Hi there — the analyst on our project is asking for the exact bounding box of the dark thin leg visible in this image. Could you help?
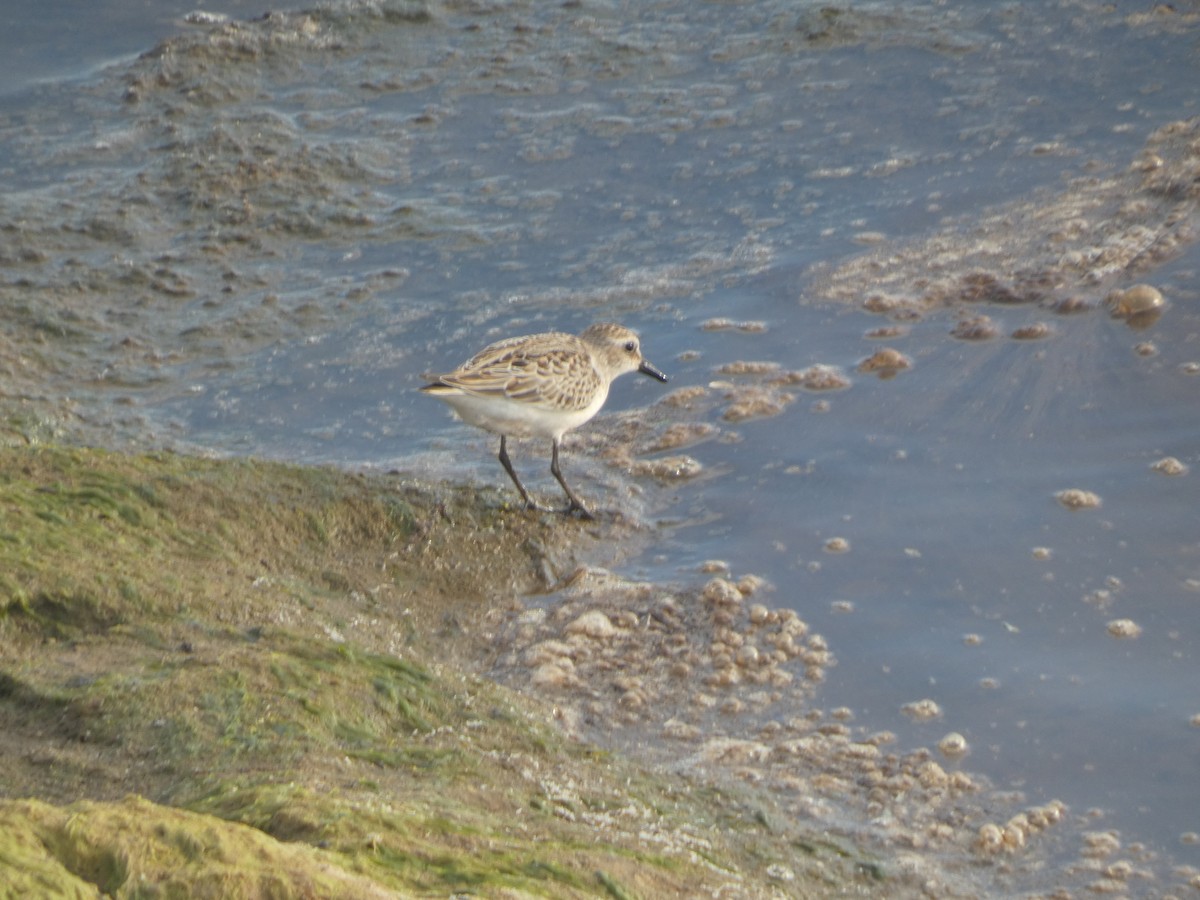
[498,435,549,511]
[550,438,594,519]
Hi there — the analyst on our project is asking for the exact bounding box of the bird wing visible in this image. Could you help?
[435,333,601,411]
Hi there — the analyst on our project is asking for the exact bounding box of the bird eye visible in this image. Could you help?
[624,340,637,352]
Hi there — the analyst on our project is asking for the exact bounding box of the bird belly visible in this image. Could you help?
[432,389,605,440]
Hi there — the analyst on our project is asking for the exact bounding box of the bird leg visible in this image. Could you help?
[550,438,594,519]
[498,435,551,512]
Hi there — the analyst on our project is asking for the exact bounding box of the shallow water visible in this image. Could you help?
[653,265,1200,850]
[3,0,1200,890]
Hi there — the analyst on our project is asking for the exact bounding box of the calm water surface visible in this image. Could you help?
[3,0,1198,887]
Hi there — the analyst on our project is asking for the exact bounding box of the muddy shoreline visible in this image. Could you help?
[3,444,1168,897]
[1,445,897,897]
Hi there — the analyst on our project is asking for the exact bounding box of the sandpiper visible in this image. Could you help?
[420,323,668,518]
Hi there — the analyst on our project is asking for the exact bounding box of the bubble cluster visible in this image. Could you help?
[1055,488,1102,510]
[823,537,851,554]
[902,699,944,722]
[1150,456,1188,476]
[1106,618,1142,639]
[494,567,831,736]
[974,801,1067,854]
[937,732,970,760]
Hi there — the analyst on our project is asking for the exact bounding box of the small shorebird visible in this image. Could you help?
[420,323,668,518]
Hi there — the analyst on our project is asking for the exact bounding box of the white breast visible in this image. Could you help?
[433,386,610,440]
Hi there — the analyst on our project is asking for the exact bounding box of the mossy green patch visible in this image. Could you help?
[185,782,627,897]
[0,444,879,897]
[0,795,395,899]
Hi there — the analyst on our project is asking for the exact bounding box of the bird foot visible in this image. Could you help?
[564,501,596,521]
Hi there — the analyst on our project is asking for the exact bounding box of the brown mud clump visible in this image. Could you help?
[857,347,912,378]
[1010,322,1054,340]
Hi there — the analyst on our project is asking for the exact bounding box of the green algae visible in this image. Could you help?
[0,445,880,898]
[0,796,396,899]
